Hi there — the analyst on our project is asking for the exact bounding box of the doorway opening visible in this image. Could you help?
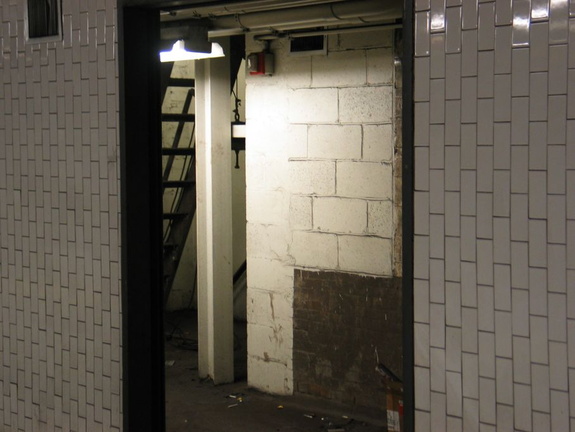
[120,2,413,430]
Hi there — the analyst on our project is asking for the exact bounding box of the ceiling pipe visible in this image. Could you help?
[214,0,400,30]
[252,22,403,41]
[161,0,348,20]
[207,16,396,38]
[161,0,402,37]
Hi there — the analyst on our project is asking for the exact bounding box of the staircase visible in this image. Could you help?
[160,38,246,307]
[161,62,197,306]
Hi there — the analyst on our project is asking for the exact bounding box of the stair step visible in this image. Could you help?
[161,147,195,156]
[162,113,195,122]
[168,78,195,88]
[163,212,188,220]
[163,180,194,188]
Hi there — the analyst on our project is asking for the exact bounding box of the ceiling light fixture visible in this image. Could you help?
[160,40,225,62]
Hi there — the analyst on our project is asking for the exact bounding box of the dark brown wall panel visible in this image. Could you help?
[293,269,402,412]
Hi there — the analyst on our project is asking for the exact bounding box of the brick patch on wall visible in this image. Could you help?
[293,269,402,412]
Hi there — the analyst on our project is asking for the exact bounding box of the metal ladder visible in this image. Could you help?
[160,40,246,306]
[161,62,197,306]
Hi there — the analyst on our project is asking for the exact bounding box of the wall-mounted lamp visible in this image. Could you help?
[160,39,225,62]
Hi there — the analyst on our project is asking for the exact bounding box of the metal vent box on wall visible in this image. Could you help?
[26,0,62,40]
[289,35,327,56]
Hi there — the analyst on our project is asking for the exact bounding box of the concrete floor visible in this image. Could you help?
[164,310,388,432]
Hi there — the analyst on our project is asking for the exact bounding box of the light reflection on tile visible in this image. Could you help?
[512,0,531,47]
[532,0,550,20]
[431,0,446,33]
[431,11,446,32]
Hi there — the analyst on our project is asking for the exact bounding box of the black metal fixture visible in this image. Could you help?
[231,83,245,169]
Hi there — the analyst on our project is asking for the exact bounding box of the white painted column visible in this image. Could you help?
[195,38,234,384]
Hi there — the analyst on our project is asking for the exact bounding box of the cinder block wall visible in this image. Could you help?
[413,1,575,430]
[245,30,397,395]
[0,2,122,430]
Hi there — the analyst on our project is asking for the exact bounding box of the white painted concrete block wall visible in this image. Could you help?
[245,31,396,394]
[0,1,121,430]
[414,1,575,430]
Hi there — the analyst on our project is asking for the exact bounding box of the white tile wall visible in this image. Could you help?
[414,0,574,430]
[0,1,121,430]
[246,30,397,393]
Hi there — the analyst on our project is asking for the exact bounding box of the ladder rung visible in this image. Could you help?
[168,78,195,88]
[162,113,195,122]
[163,212,187,220]
[161,147,195,156]
[163,180,194,188]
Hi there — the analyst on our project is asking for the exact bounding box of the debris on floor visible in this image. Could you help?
[320,415,364,432]
[165,310,387,432]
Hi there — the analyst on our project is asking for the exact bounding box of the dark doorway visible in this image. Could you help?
[119,6,165,432]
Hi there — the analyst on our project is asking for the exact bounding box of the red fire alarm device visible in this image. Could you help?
[247,51,274,76]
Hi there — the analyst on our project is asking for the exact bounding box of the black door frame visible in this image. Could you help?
[119,6,165,432]
[401,1,415,431]
[117,2,415,431]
